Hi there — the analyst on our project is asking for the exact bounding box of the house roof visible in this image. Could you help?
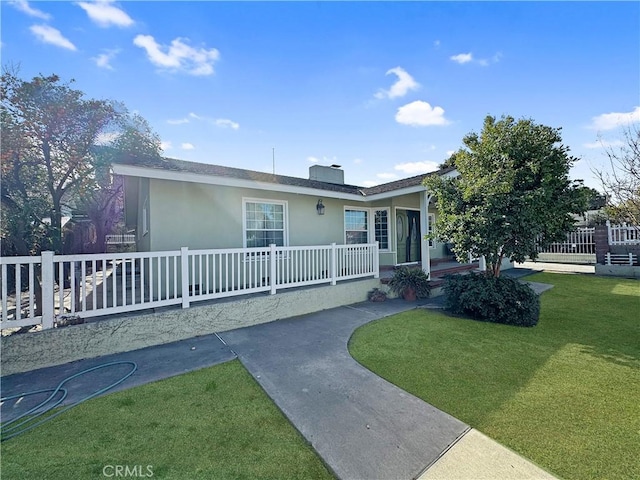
[112,156,457,200]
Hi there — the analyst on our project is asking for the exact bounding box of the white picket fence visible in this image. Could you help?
[1,243,379,332]
[535,228,596,264]
[607,221,640,245]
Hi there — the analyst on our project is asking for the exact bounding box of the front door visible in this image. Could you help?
[396,209,421,264]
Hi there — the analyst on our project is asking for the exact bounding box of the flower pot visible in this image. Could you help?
[403,287,417,302]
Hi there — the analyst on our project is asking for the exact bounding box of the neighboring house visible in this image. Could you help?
[111,158,459,277]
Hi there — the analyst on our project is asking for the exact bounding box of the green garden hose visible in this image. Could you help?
[1,361,137,441]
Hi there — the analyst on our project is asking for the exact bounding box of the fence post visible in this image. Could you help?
[181,247,190,309]
[41,251,55,329]
[479,255,487,272]
[606,220,612,245]
[330,243,337,286]
[606,252,611,265]
[629,253,634,266]
[373,242,380,279]
[269,244,277,295]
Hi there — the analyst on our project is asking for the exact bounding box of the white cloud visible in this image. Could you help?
[434,40,441,48]
[167,117,190,125]
[394,161,440,175]
[361,180,379,187]
[446,150,455,157]
[451,51,501,66]
[395,100,450,127]
[181,143,195,150]
[376,173,398,180]
[353,158,363,165]
[77,0,134,28]
[29,25,76,51]
[450,53,473,64]
[133,35,220,76]
[10,0,50,20]
[374,67,420,100]
[160,141,172,151]
[92,49,119,70]
[215,118,239,130]
[189,112,203,120]
[583,139,625,149]
[307,156,320,163]
[588,107,640,131]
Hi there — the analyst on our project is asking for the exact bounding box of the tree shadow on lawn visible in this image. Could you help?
[348,273,640,479]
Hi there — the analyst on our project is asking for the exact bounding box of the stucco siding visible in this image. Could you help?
[139,178,447,264]
[147,179,347,251]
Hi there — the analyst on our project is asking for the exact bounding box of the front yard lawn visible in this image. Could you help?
[350,273,640,480]
[1,360,333,480]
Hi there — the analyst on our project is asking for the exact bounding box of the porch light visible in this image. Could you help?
[316,199,325,215]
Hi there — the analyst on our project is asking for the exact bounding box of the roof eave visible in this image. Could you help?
[112,164,367,202]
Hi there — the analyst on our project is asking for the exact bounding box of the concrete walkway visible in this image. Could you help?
[220,299,557,480]
[2,291,557,479]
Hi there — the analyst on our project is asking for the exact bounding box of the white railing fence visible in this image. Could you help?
[534,228,596,264]
[605,252,638,266]
[607,221,640,245]
[1,243,378,332]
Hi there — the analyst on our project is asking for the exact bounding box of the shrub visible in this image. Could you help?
[388,267,431,299]
[367,288,388,302]
[443,272,540,327]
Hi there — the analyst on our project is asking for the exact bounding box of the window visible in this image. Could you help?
[345,209,368,244]
[428,213,436,248]
[244,200,287,248]
[374,209,390,250]
[345,207,390,248]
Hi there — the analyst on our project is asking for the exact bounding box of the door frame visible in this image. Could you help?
[394,207,421,265]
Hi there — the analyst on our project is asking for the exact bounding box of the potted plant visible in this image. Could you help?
[388,267,431,301]
[367,287,388,302]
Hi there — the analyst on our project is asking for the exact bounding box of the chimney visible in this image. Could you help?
[309,164,344,185]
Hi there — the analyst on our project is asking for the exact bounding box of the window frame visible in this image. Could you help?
[343,207,370,245]
[373,207,391,252]
[428,212,436,249]
[343,206,391,251]
[242,198,289,249]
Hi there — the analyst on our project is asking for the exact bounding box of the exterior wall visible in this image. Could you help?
[147,179,346,251]
[1,278,381,376]
[137,177,446,265]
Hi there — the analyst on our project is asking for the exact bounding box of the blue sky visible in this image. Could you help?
[2,1,639,189]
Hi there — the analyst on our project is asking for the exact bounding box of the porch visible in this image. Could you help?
[380,257,481,291]
[1,243,379,334]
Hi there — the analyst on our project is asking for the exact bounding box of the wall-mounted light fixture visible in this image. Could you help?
[316,199,325,215]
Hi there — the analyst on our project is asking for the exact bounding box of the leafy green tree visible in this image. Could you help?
[1,72,162,255]
[1,72,118,254]
[424,115,587,277]
[1,106,53,256]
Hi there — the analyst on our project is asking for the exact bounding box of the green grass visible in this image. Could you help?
[349,273,640,480]
[1,360,334,480]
